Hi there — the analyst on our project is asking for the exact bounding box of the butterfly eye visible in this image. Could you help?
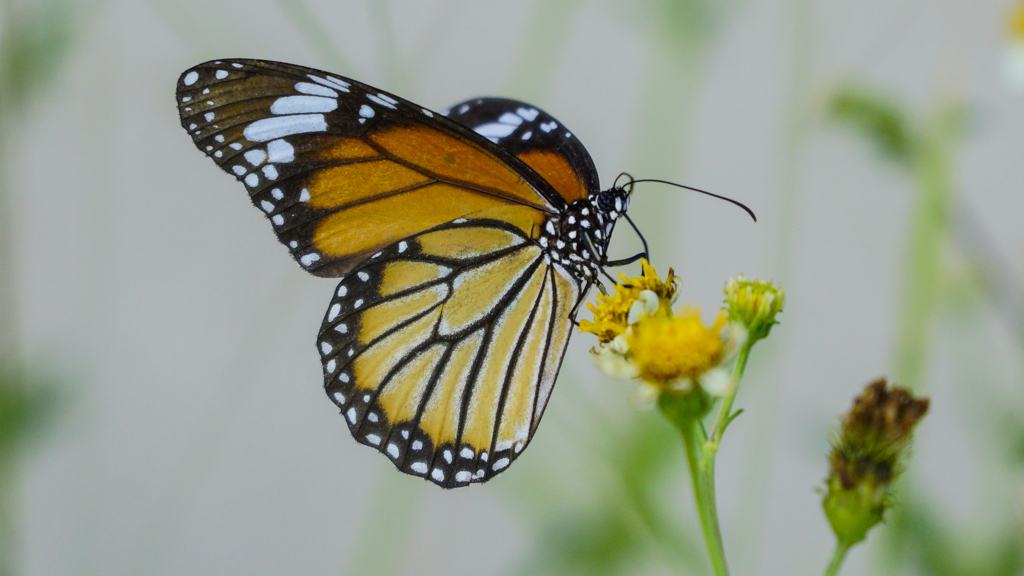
[597,190,620,213]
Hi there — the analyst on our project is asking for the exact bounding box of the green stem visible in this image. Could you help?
[679,420,729,576]
[709,343,753,446]
[663,341,757,576]
[823,540,851,576]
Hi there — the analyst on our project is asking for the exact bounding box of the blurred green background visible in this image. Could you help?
[2,0,1023,574]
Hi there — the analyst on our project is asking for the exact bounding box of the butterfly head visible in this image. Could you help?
[595,185,631,220]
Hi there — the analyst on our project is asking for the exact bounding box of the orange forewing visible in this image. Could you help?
[516,150,588,203]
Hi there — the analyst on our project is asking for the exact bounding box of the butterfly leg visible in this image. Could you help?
[568,279,598,324]
[603,252,647,267]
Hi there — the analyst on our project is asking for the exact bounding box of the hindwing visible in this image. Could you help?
[317,220,580,488]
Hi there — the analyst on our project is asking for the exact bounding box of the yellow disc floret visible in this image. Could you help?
[627,309,727,386]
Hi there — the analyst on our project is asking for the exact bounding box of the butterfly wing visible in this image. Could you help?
[446,98,600,204]
[317,219,579,488]
[176,59,568,277]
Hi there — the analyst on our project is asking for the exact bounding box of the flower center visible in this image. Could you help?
[627,312,726,385]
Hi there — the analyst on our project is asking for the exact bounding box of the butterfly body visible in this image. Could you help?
[177,59,632,488]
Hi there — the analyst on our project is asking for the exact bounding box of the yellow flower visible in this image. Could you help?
[585,260,745,404]
[579,260,678,345]
[628,308,727,385]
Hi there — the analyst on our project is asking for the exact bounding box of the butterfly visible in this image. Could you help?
[176,59,643,488]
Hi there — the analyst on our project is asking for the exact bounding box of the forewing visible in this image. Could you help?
[318,220,580,488]
[446,98,600,204]
[177,59,564,277]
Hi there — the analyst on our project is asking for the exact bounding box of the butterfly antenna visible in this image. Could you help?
[630,178,757,222]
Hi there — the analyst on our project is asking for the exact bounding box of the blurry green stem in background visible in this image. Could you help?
[827,87,963,393]
[0,0,80,574]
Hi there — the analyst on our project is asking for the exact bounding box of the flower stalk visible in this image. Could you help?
[583,265,785,576]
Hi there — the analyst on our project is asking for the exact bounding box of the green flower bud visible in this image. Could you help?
[723,275,785,343]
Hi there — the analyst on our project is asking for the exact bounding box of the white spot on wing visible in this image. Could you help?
[183,71,199,86]
[270,95,338,115]
[492,457,510,471]
[516,107,539,121]
[262,165,278,179]
[497,112,523,126]
[266,139,295,163]
[307,75,350,92]
[244,149,267,166]
[215,70,228,80]
[366,434,381,446]
[473,122,517,140]
[411,462,428,474]
[244,114,327,142]
[431,469,445,482]
[359,104,374,118]
[294,82,337,97]
[301,253,321,266]
[366,94,396,109]
[245,173,259,187]
[455,471,472,482]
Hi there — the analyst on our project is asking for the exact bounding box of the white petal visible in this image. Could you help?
[630,382,661,411]
[593,347,639,380]
[699,367,736,397]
